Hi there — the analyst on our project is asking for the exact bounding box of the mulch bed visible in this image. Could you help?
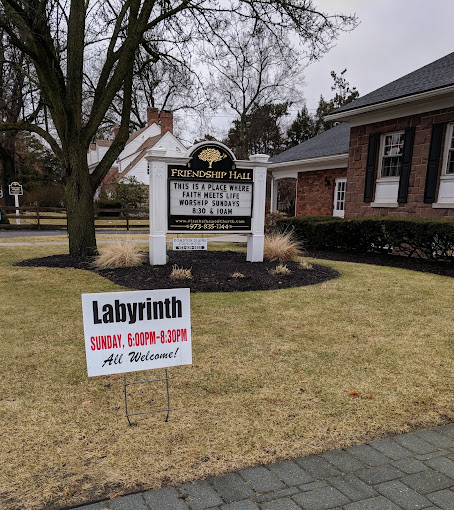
[16,250,339,293]
[16,249,453,293]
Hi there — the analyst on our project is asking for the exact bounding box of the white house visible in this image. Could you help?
[87,108,187,192]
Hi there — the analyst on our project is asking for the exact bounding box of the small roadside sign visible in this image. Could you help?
[9,182,23,195]
[173,238,207,251]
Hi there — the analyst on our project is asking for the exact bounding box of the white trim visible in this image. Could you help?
[370,202,399,208]
[333,178,347,218]
[326,85,454,126]
[270,153,348,180]
[432,202,454,208]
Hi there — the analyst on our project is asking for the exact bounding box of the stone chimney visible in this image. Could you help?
[160,110,173,134]
[113,124,119,138]
[147,107,159,126]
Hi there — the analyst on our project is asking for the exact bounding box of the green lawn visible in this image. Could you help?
[1,244,453,510]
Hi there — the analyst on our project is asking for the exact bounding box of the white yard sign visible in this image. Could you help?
[172,237,207,250]
[82,288,192,377]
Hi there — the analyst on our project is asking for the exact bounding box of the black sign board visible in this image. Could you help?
[168,144,253,232]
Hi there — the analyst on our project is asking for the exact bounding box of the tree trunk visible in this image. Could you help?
[65,151,97,256]
[0,134,17,208]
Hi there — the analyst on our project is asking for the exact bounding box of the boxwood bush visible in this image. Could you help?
[276,216,454,260]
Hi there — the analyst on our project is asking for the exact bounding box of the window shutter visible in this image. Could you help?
[397,127,416,203]
[424,123,444,203]
[364,133,378,202]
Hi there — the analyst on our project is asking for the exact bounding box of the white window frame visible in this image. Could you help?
[376,131,405,182]
[372,131,404,207]
[435,122,454,207]
[333,178,347,218]
[441,122,454,178]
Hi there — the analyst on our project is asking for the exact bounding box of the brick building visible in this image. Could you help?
[270,52,454,219]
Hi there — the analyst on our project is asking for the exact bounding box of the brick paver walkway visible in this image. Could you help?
[74,424,454,510]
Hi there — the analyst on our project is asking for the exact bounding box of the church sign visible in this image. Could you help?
[168,145,253,232]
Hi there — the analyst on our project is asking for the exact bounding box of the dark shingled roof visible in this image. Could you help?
[270,122,349,164]
[333,51,454,114]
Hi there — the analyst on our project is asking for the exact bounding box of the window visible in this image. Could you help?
[442,123,454,175]
[436,123,454,206]
[379,132,405,178]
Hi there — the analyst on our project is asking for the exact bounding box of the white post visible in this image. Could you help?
[146,150,192,266]
[147,149,168,265]
[15,195,20,225]
[247,154,269,262]
[270,176,278,213]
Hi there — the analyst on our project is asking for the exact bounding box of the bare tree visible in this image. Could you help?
[0,26,27,206]
[0,0,356,256]
[204,23,305,158]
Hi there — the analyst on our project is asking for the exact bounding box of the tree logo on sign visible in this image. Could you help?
[198,148,227,168]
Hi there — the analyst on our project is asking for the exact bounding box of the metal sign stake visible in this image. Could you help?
[123,369,170,426]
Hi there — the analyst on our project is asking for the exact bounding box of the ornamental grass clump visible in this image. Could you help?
[170,265,192,280]
[263,231,303,262]
[93,241,145,269]
[299,258,313,270]
[269,263,292,275]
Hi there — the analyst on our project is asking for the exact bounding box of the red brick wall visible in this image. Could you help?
[296,168,347,216]
[346,106,454,218]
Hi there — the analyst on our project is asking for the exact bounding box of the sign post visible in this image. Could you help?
[9,181,23,225]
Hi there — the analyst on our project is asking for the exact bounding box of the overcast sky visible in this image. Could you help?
[303,0,454,112]
[181,0,454,143]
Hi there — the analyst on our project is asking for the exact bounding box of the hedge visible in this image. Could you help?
[276,216,454,260]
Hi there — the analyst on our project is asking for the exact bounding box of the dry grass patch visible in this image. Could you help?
[170,265,192,280]
[263,231,303,262]
[299,258,313,270]
[230,271,245,278]
[269,263,292,275]
[93,240,146,269]
[1,244,454,510]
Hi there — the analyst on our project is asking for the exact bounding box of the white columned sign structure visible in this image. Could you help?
[146,142,269,265]
[147,149,191,265]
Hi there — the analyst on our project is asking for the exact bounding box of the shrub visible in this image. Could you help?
[111,176,147,208]
[0,208,10,224]
[170,266,192,280]
[95,198,123,217]
[264,211,287,234]
[277,216,454,260]
[93,242,145,269]
[263,231,303,262]
[23,183,65,207]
